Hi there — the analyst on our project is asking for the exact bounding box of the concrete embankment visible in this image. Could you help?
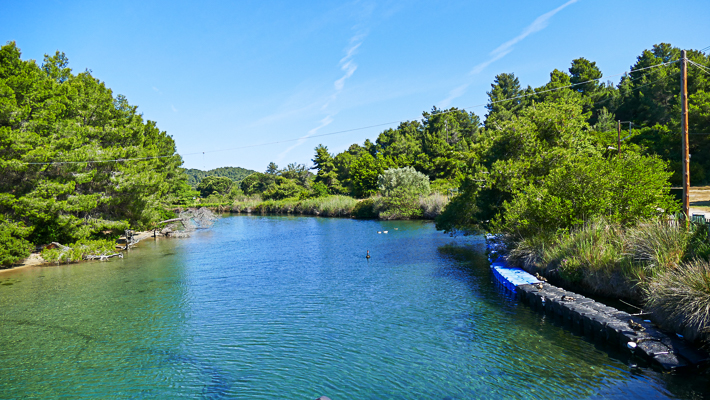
[490,257,709,372]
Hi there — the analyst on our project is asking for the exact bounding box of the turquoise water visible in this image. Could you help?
[0,215,707,399]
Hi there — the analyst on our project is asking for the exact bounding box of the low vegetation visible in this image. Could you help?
[646,258,710,343]
[505,217,710,344]
[41,239,118,264]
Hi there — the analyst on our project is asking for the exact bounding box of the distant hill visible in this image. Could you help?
[185,166,259,188]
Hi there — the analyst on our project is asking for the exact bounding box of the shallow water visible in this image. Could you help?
[0,215,708,399]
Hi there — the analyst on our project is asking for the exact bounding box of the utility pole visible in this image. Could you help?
[681,50,690,223]
[617,120,621,156]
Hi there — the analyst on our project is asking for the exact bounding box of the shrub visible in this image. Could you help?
[377,167,430,197]
[376,167,430,220]
[377,195,423,220]
[41,239,117,264]
[497,153,678,239]
[352,199,378,219]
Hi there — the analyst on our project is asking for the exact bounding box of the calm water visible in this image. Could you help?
[1,215,708,399]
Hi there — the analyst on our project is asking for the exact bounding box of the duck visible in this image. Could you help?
[534,283,544,290]
[383,230,388,234]
[629,319,645,331]
[535,272,548,282]
[366,250,371,259]
[377,231,382,234]
[561,295,575,302]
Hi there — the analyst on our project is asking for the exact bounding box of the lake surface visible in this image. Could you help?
[1,215,708,399]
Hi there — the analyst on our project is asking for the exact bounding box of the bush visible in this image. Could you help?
[376,167,430,220]
[377,195,423,220]
[0,220,33,266]
[352,199,378,219]
[497,153,678,239]
[625,219,691,275]
[41,239,117,264]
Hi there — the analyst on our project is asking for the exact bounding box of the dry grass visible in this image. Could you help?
[690,186,710,214]
[419,192,449,219]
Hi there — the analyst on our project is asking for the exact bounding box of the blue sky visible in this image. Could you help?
[2,0,710,172]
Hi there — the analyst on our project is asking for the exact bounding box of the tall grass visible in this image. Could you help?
[229,193,448,220]
[231,195,357,217]
[507,218,706,300]
[505,217,710,344]
[645,258,710,343]
[419,192,449,219]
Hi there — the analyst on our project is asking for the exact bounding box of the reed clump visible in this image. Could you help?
[645,258,710,343]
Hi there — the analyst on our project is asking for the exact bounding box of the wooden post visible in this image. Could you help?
[681,50,690,225]
[617,120,621,156]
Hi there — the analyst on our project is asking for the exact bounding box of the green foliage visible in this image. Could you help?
[240,172,276,195]
[496,153,678,238]
[0,42,186,246]
[437,96,596,235]
[184,166,257,188]
[0,218,33,266]
[196,176,233,197]
[266,162,279,175]
[569,57,603,95]
[377,194,423,220]
[310,181,329,198]
[313,145,344,193]
[352,199,378,219]
[375,167,430,220]
[485,73,527,124]
[41,239,117,264]
[262,176,301,200]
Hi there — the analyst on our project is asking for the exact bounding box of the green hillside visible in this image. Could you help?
[185,166,258,188]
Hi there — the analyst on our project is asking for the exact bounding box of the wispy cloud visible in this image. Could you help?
[280,30,367,160]
[439,0,579,108]
[324,32,367,109]
[171,104,178,113]
[152,86,162,95]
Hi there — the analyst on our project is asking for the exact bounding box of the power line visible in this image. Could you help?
[688,60,710,76]
[19,59,681,166]
[24,154,180,165]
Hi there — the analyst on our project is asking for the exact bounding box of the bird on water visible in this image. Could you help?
[366,250,371,259]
